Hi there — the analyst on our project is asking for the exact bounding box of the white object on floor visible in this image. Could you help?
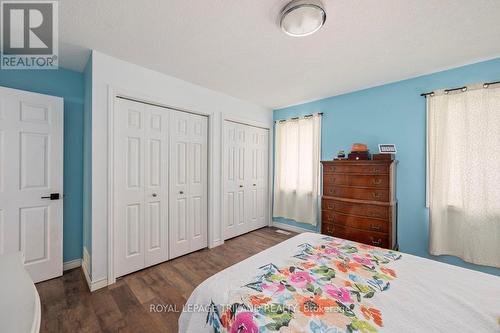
[275,229,291,235]
[223,120,269,240]
[180,232,500,332]
[0,252,41,333]
[0,86,64,283]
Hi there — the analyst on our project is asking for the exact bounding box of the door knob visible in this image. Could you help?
[152,193,158,197]
[179,191,184,194]
[239,185,243,188]
[252,184,256,186]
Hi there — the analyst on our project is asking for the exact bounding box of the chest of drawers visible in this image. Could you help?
[321,160,397,249]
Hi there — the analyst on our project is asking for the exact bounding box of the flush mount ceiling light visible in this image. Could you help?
[280,0,326,37]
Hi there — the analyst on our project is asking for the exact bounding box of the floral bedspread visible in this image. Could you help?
[206,236,402,333]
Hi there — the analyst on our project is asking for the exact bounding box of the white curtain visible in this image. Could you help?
[427,85,500,268]
[273,114,321,225]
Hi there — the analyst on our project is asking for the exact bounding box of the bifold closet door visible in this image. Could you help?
[114,98,169,278]
[223,121,269,240]
[169,111,208,259]
[223,122,247,239]
[248,127,269,230]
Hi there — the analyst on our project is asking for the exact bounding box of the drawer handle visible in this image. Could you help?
[372,178,382,185]
[372,192,382,199]
[327,216,334,222]
[327,204,334,209]
[368,211,382,217]
[371,168,380,173]
[331,167,336,172]
[370,225,381,231]
[326,226,334,233]
[328,189,334,194]
[371,238,382,246]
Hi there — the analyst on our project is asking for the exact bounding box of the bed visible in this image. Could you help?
[179,232,500,332]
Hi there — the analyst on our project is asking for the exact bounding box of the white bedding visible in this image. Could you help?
[179,233,500,332]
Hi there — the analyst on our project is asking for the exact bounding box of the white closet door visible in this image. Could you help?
[143,106,169,267]
[114,99,146,277]
[169,111,207,259]
[247,127,259,231]
[256,128,269,228]
[114,99,168,278]
[188,114,208,252]
[0,86,63,283]
[223,121,269,240]
[223,122,247,239]
[248,126,269,230]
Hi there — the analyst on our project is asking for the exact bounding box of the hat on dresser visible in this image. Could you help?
[351,143,369,152]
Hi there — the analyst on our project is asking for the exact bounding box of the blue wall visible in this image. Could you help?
[274,57,500,276]
[0,68,84,262]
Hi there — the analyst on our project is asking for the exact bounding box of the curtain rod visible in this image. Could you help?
[275,112,323,123]
[420,80,500,97]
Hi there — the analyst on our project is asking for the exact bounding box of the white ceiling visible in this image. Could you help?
[59,0,500,109]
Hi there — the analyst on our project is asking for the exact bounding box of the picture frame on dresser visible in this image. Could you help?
[320,160,398,250]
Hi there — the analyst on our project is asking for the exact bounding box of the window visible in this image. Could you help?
[273,114,321,225]
[427,84,500,267]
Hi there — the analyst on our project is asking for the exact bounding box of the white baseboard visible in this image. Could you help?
[82,247,92,289]
[81,247,107,292]
[90,277,108,291]
[63,258,82,271]
[271,221,316,234]
[209,239,223,248]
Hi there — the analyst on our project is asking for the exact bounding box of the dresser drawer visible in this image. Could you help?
[323,224,389,248]
[324,185,389,202]
[322,223,335,235]
[323,174,389,188]
[322,198,389,219]
[322,211,388,233]
[323,163,389,175]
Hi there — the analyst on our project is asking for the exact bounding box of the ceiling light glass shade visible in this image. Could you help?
[280,0,326,37]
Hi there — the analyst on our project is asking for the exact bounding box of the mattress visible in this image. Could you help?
[179,232,500,332]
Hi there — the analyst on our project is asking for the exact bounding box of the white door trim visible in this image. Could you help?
[220,115,273,242]
[106,85,214,286]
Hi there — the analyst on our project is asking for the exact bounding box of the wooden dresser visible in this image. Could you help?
[321,160,398,249]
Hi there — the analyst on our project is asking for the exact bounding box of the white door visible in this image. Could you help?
[223,122,247,239]
[114,98,169,278]
[223,121,269,240]
[248,127,269,230]
[0,86,63,283]
[255,127,269,228]
[169,111,208,259]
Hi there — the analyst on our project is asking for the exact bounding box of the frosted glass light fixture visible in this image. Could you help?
[280,0,326,37]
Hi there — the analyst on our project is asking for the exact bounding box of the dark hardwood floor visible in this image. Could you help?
[36,227,296,333]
